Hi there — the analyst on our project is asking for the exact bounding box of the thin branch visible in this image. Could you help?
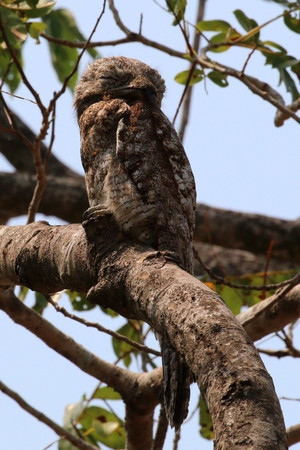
[108,0,184,58]
[0,13,46,113]
[0,380,97,450]
[46,295,161,357]
[241,277,300,329]
[178,0,207,141]
[0,89,38,105]
[172,61,196,125]
[50,0,107,107]
[193,246,300,291]
[257,348,291,358]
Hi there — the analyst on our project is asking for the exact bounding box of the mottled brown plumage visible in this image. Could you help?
[74,56,196,428]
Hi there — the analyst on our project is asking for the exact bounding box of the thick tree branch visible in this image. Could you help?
[287,423,300,447]
[0,104,80,178]
[0,222,288,448]
[0,168,298,267]
[238,285,300,342]
[0,172,88,222]
[196,204,300,264]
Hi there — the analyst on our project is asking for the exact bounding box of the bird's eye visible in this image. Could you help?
[100,76,118,81]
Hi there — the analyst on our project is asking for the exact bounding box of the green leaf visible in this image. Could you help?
[208,29,241,53]
[0,1,56,18]
[32,292,48,314]
[101,306,119,317]
[66,290,96,311]
[26,0,39,7]
[216,285,243,314]
[0,5,27,49]
[234,9,258,32]
[284,10,300,33]
[279,67,300,100]
[18,285,29,301]
[28,21,46,40]
[174,68,203,85]
[112,322,140,367]
[0,49,22,92]
[42,8,99,90]
[234,9,260,43]
[167,0,186,25]
[80,406,125,449]
[207,71,229,87]
[93,386,122,400]
[197,19,232,33]
[260,40,287,54]
[199,396,214,440]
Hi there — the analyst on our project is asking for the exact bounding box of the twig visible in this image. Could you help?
[178,0,207,141]
[172,61,197,125]
[257,348,291,358]
[194,246,300,292]
[44,99,56,174]
[41,34,140,49]
[46,295,161,357]
[261,239,274,300]
[50,0,107,107]
[27,0,107,224]
[0,380,97,450]
[240,45,257,76]
[0,13,46,113]
[0,89,38,105]
[0,59,13,89]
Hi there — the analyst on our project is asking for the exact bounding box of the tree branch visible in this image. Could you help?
[178,0,206,141]
[287,423,300,447]
[238,285,300,341]
[0,288,161,416]
[195,204,300,264]
[0,377,97,450]
[0,221,288,448]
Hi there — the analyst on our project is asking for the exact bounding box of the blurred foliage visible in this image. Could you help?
[205,270,297,315]
[199,396,214,440]
[0,0,99,92]
[175,6,300,99]
[60,396,125,449]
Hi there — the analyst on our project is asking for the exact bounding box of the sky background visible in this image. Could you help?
[0,0,299,449]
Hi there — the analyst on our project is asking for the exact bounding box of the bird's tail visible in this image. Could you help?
[161,338,191,429]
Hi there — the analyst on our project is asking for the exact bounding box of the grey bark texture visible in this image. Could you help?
[0,221,288,449]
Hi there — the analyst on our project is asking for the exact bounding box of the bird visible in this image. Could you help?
[74,56,196,429]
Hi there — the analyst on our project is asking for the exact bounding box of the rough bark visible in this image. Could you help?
[0,221,288,448]
[238,284,300,342]
[0,172,88,222]
[0,168,298,275]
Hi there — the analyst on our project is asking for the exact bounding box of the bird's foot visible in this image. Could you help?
[82,205,120,237]
[83,205,112,224]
